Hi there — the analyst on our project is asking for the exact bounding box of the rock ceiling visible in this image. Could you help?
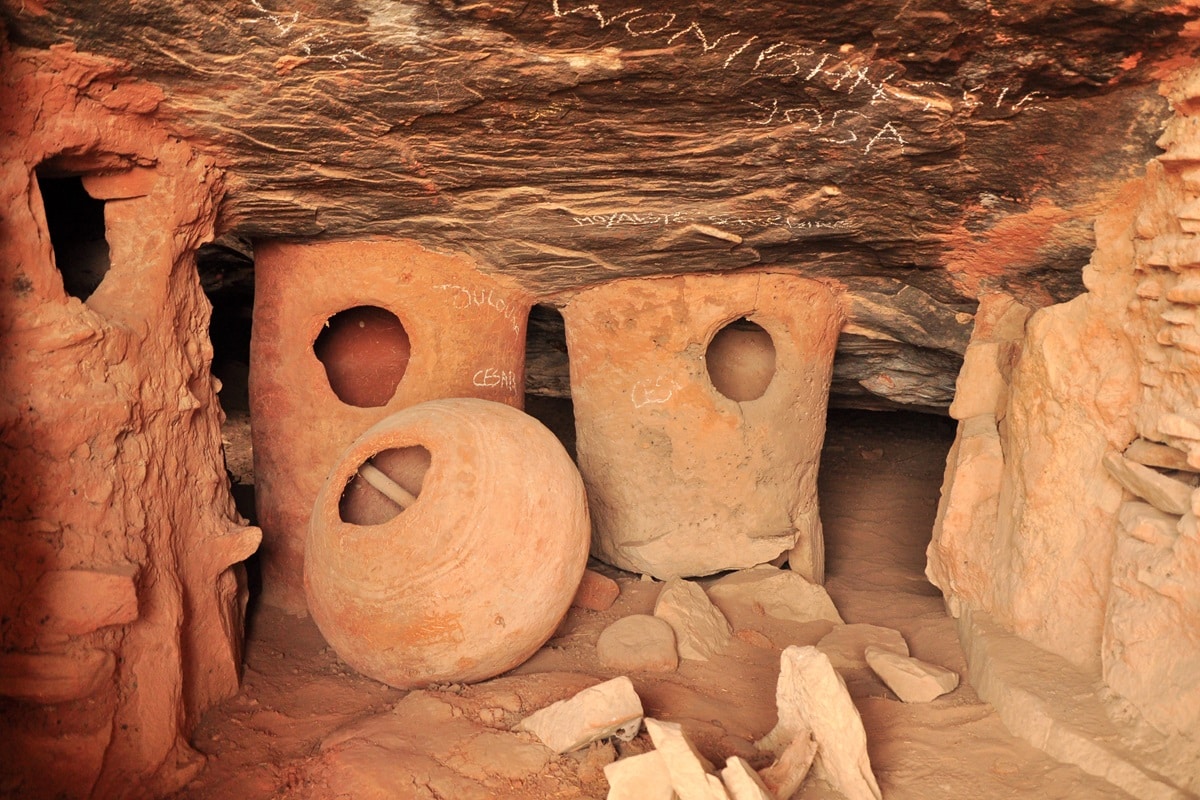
[4,0,1199,408]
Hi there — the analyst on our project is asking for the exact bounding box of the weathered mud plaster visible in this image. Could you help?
[250,240,533,614]
[562,271,843,581]
[0,43,261,799]
[929,66,1200,797]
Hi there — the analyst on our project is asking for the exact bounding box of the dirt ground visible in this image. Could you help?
[181,407,1130,799]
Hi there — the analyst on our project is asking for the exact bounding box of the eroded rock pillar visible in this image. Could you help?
[562,271,843,581]
[250,240,532,614]
[0,46,260,798]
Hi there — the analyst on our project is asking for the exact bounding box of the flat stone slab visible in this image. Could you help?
[721,755,775,800]
[758,646,882,800]
[817,623,909,671]
[597,614,679,673]
[654,578,733,661]
[707,565,844,625]
[864,646,959,702]
[645,718,730,800]
[604,750,676,800]
[1102,452,1192,516]
[517,676,643,754]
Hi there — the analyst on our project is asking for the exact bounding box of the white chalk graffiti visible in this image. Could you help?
[632,377,681,408]
[246,0,372,67]
[473,367,519,392]
[549,0,1048,153]
[570,211,851,231]
[433,284,523,334]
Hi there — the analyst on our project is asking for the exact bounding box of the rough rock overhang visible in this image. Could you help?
[4,0,1199,408]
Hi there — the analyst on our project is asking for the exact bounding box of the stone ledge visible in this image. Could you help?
[957,608,1198,800]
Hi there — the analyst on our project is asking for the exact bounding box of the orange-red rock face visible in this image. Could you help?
[0,45,260,798]
[928,65,1200,791]
[563,272,843,582]
[250,240,533,614]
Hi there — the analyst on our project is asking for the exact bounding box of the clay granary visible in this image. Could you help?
[2,2,1199,798]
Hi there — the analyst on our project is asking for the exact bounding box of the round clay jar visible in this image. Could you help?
[305,397,589,688]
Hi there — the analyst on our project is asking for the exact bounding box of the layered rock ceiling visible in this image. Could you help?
[5,0,1200,408]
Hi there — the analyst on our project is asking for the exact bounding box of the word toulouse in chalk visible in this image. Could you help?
[433,283,523,335]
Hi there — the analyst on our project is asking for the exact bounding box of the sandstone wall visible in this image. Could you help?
[929,66,1200,749]
[0,43,260,798]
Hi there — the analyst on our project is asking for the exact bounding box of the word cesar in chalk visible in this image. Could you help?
[571,211,852,230]
[433,283,523,334]
[473,368,520,392]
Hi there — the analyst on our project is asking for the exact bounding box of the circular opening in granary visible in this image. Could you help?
[705,317,777,402]
[315,306,411,408]
[339,445,432,526]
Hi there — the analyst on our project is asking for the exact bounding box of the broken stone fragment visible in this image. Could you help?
[817,623,909,671]
[864,646,960,702]
[644,718,730,800]
[653,578,733,661]
[1124,438,1195,472]
[758,646,882,800]
[1102,452,1192,516]
[518,676,643,754]
[597,615,679,673]
[573,568,622,611]
[707,565,844,625]
[720,756,775,800]
[604,750,677,800]
[758,731,817,800]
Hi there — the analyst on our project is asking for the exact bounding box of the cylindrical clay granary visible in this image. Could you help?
[306,398,590,688]
[251,240,532,613]
[562,271,843,582]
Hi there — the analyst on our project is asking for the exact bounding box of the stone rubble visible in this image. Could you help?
[719,756,775,800]
[817,623,909,671]
[653,578,734,661]
[1124,438,1195,472]
[596,615,679,673]
[573,568,622,611]
[603,750,676,800]
[1102,452,1193,516]
[518,676,643,754]
[707,565,844,625]
[758,646,882,800]
[864,646,960,703]
[645,718,730,800]
[758,732,817,800]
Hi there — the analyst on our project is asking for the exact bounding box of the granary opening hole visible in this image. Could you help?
[339,445,432,526]
[315,305,411,408]
[523,304,577,460]
[35,172,111,301]
[706,317,776,402]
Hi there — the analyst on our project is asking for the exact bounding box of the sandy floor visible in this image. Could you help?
[180,409,1131,799]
